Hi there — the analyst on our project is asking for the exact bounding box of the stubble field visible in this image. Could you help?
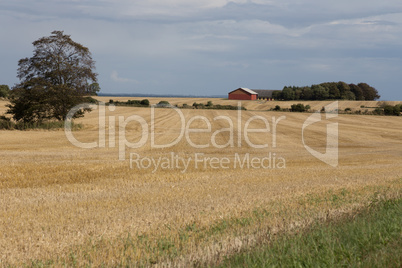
[0,98,401,266]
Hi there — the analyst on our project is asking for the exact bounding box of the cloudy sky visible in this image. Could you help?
[1,0,402,100]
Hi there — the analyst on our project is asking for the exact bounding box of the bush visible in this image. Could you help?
[273,105,281,111]
[140,99,150,106]
[0,115,13,129]
[127,100,140,105]
[192,102,205,109]
[344,108,352,112]
[0,85,10,98]
[291,103,307,112]
[396,104,402,114]
[156,100,171,108]
[372,104,401,116]
[384,105,401,116]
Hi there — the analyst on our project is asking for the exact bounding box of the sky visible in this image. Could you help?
[1,0,402,100]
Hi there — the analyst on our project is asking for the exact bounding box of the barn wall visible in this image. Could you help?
[229,94,249,100]
[228,93,257,100]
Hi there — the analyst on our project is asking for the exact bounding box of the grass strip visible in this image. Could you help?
[217,198,402,268]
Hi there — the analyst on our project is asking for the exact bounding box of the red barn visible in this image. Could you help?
[228,88,258,100]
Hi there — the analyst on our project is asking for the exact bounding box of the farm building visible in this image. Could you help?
[228,88,277,100]
[228,88,258,100]
[253,89,276,100]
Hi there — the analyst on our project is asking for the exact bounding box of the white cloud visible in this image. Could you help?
[110,71,138,83]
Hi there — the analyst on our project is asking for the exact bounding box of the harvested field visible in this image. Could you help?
[0,98,401,266]
[96,96,402,112]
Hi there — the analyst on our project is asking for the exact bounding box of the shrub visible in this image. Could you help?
[273,105,281,111]
[192,102,205,109]
[127,100,140,105]
[0,115,13,129]
[384,105,395,116]
[291,103,306,112]
[384,105,401,116]
[344,108,352,112]
[140,99,150,106]
[396,104,402,115]
[373,108,383,115]
[0,85,10,98]
[156,100,171,108]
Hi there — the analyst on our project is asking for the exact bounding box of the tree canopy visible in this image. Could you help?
[272,81,380,101]
[7,30,99,122]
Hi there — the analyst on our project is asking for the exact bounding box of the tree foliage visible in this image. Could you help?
[383,105,401,116]
[7,30,98,122]
[0,85,10,98]
[291,103,307,112]
[275,82,380,101]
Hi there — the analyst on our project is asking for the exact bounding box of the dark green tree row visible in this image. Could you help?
[272,82,380,101]
[374,104,402,116]
[108,99,150,107]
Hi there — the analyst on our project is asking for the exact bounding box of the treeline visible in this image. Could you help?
[374,104,402,116]
[182,101,246,110]
[272,82,380,101]
[108,99,150,107]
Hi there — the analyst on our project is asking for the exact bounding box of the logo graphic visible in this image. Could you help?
[302,101,338,167]
[64,102,287,162]
[64,101,339,171]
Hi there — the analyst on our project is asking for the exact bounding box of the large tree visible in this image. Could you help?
[7,30,98,122]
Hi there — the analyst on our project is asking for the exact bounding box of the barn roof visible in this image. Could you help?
[252,89,276,98]
[229,88,258,95]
